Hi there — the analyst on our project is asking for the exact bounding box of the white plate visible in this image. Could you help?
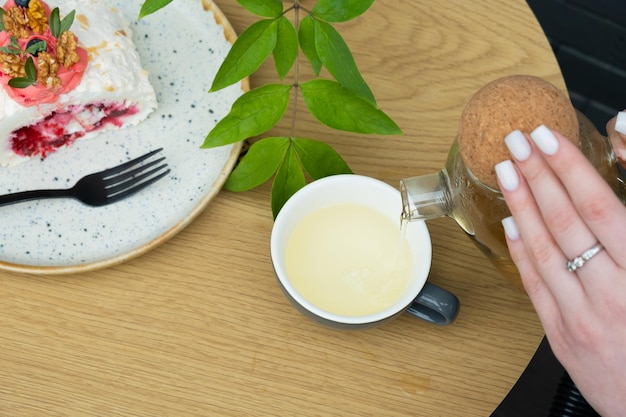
[0,0,246,274]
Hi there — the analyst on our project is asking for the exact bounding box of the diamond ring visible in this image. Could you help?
[566,243,604,272]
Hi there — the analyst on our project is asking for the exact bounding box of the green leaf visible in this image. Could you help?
[48,7,75,36]
[225,137,289,191]
[59,10,76,33]
[298,15,322,76]
[202,83,292,148]
[49,8,60,37]
[300,79,402,135]
[211,19,279,92]
[312,0,375,22]
[273,16,298,80]
[8,77,36,88]
[138,0,174,19]
[26,40,46,55]
[271,147,306,218]
[292,137,352,179]
[0,9,5,32]
[236,0,283,17]
[313,19,375,105]
[24,57,36,80]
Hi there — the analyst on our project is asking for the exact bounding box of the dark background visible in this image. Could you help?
[526,0,626,135]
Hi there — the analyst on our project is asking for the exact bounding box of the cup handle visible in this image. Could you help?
[406,282,460,326]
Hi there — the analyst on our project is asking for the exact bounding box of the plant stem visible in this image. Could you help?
[289,1,301,140]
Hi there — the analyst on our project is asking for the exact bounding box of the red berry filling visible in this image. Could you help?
[10,102,139,158]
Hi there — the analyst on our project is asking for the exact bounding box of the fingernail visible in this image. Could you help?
[504,130,531,161]
[502,216,520,240]
[530,125,559,155]
[616,111,626,135]
[495,160,520,191]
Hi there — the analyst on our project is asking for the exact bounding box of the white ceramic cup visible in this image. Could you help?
[270,174,459,329]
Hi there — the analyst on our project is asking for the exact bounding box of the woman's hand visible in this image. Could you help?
[607,111,626,166]
[494,125,626,417]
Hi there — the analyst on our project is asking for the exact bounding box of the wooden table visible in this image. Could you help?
[0,1,566,415]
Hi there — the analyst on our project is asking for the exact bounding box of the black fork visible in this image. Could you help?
[0,148,170,207]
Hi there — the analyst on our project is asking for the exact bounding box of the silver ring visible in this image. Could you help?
[566,243,604,272]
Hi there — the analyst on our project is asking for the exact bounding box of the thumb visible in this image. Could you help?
[607,111,626,163]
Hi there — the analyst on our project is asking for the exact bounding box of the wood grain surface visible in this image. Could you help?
[0,1,566,416]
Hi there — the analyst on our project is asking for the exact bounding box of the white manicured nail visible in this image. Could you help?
[502,216,520,240]
[530,125,559,155]
[495,160,520,191]
[504,130,531,161]
[616,111,626,135]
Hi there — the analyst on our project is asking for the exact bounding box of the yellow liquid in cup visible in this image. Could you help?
[285,203,413,317]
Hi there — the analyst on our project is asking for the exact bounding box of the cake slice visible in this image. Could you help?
[0,0,157,166]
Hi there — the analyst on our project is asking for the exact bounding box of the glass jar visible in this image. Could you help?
[400,113,625,289]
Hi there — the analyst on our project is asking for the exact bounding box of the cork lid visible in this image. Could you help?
[457,75,579,189]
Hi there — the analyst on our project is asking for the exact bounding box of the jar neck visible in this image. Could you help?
[400,171,449,221]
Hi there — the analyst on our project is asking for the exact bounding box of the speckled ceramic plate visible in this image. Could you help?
[0,0,247,274]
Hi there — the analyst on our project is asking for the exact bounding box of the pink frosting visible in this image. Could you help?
[0,0,87,106]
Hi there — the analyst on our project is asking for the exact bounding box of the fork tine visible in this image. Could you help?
[100,148,164,178]
[103,157,166,187]
[104,165,171,204]
[106,168,171,204]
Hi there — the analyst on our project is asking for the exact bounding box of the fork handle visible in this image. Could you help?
[0,189,70,206]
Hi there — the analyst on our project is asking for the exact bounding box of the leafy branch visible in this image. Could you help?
[140,0,402,217]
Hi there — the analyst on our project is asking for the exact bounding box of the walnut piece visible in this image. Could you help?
[26,0,48,34]
[57,31,79,68]
[36,52,60,88]
[0,53,26,78]
[3,7,29,39]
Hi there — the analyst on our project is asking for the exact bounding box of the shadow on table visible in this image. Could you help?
[491,336,600,417]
